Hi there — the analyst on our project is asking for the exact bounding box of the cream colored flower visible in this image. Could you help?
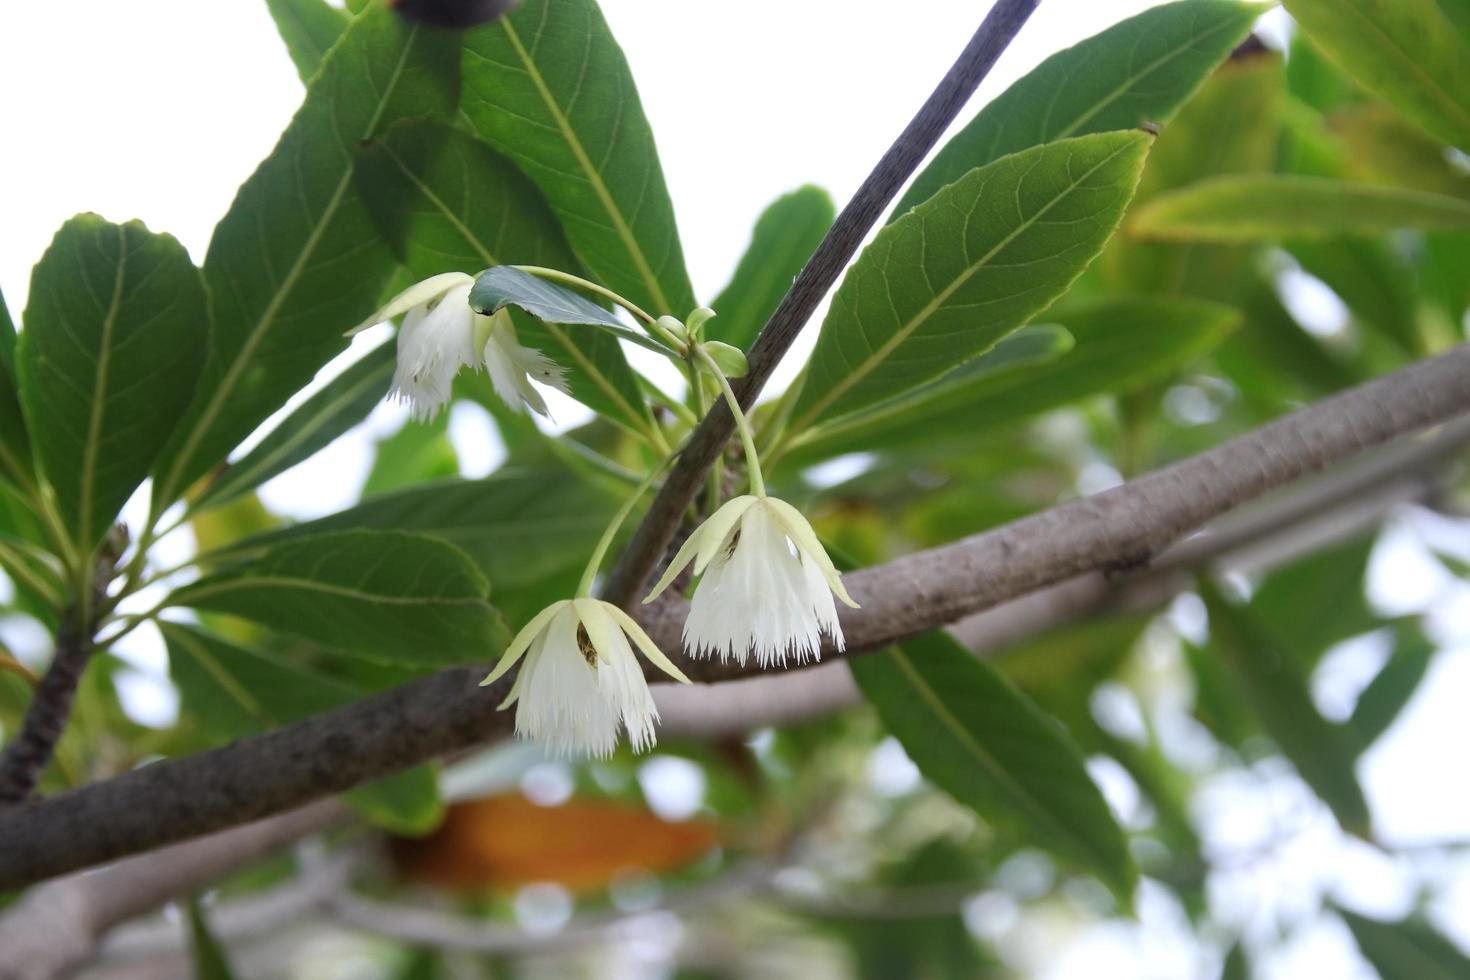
[353,272,567,419]
[645,495,858,667]
[480,598,689,758]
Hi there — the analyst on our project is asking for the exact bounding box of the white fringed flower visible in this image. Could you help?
[480,598,690,758]
[352,271,567,420]
[480,309,569,417]
[644,496,859,667]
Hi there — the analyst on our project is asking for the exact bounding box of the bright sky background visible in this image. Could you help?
[3,2,1470,977]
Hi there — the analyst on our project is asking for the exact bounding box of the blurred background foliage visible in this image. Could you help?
[3,0,1470,977]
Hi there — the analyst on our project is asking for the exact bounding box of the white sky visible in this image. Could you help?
[3,1,1470,977]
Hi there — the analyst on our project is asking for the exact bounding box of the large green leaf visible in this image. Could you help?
[163,621,443,834]
[1284,0,1470,150]
[789,132,1150,431]
[0,285,15,374]
[710,186,835,351]
[1247,535,1378,668]
[1100,51,1283,301]
[0,289,31,491]
[151,10,459,510]
[1338,906,1470,980]
[18,215,206,551]
[1331,104,1470,199]
[1129,175,1470,240]
[1288,237,1421,357]
[170,530,507,666]
[196,341,394,511]
[785,296,1236,462]
[1350,629,1434,751]
[1200,581,1372,836]
[850,630,1137,904]
[893,0,1258,219]
[360,411,460,497]
[186,899,237,980]
[355,118,658,442]
[242,470,614,590]
[460,0,695,318]
[265,0,349,82]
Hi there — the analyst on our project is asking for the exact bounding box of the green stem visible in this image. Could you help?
[694,345,765,498]
[576,461,672,598]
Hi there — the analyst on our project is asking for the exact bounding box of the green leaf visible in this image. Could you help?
[1247,535,1377,669]
[361,412,460,497]
[790,132,1150,431]
[1288,238,1421,356]
[461,0,696,317]
[1130,175,1470,241]
[18,215,206,550]
[0,286,28,492]
[196,341,394,511]
[242,470,614,590]
[1284,0,1470,150]
[470,265,624,328]
[1100,50,1284,302]
[265,0,349,83]
[1350,629,1434,751]
[187,898,237,980]
[893,0,1258,219]
[163,621,444,833]
[850,630,1137,904]
[355,118,658,442]
[710,186,834,351]
[0,285,16,375]
[1337,906,1470,980]
[164,621,363,734]
[151,9,460,510]
[1331,104,1470,199]
[786,296,1236,462]
[345,764,444,836]
[170,530,507,666]
[1200,580,1372,836]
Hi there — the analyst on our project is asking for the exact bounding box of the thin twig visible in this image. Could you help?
[598,0,1044,608]
[0,527,125,807]
[0,344,1465,891]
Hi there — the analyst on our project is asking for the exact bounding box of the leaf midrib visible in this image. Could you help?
[166,624,275,729]
[1054,9,1248,140]
[794,139,1138,431]
[887,647,1114,875]
[156,24,421,509]
[494,17,671,314]
[78,225,129,550]
[177,574,485,607]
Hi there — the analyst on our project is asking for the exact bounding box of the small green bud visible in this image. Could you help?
[655,315,689,343]
[686,306,717,339]
[700,341,749,378]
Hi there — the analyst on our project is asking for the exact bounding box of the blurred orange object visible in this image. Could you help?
[392,793,721,893]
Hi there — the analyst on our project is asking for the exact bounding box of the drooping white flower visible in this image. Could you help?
[480,598,690,758]
[479,309,569,417]
[644,495,859,667]
[351,271,568,420]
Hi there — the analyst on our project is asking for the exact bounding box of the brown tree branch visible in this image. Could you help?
[0,800,344,980]
[0,344,1465,893]
[599,0,1043,607]
[655,415,1470,735]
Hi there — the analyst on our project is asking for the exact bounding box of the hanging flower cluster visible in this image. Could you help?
[370,267,855,759]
